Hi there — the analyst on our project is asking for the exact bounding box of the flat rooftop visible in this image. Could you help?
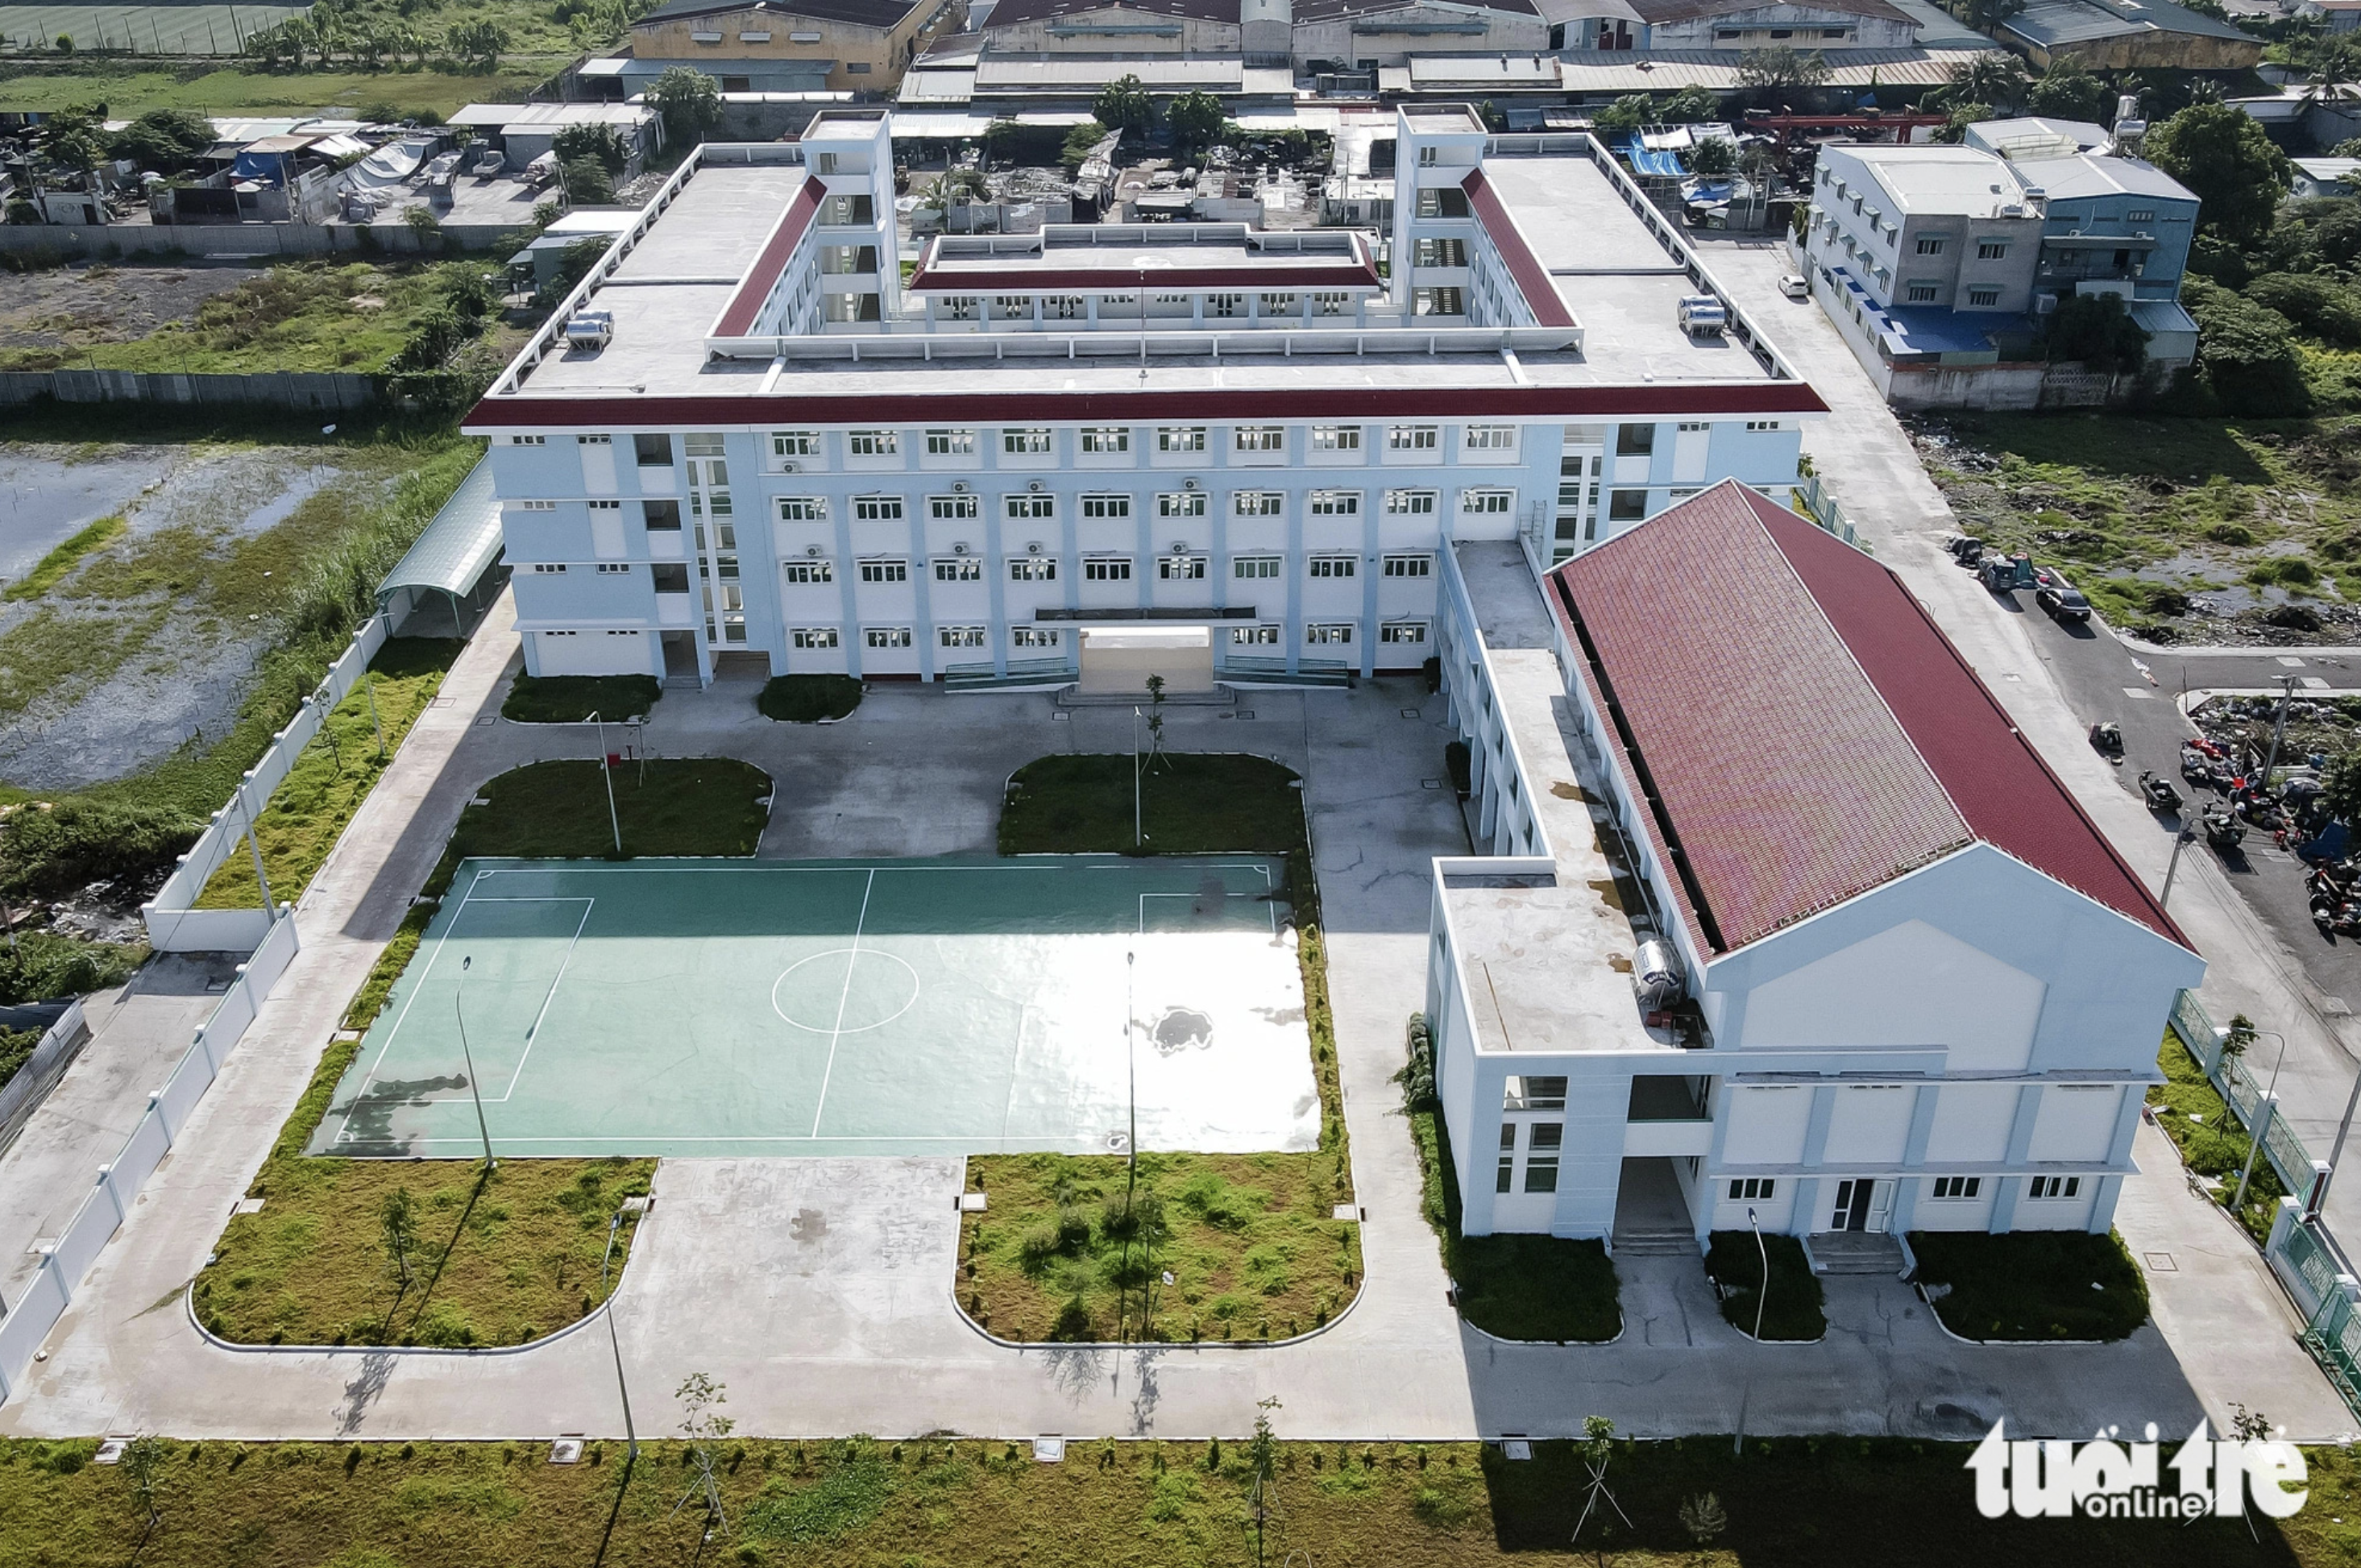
[1442,542,1678,1058]
[483,143,1814,415]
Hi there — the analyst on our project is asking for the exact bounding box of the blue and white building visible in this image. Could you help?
[465,106,1821,687]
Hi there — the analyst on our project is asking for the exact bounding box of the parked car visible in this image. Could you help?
[2037,579,2091,622]
[1778,273,1809,300]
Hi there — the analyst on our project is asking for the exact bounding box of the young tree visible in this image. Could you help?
[1093,73,1151,137]
[1687,136,1737,177]
[1571,1415,1631,1546]
[2027,64,2106,122]
[2147,102,2293,245]
[445,19,508,69]
[1678,1491,1728,1549]
[1247,1397,1282,1568]
[1166,89,1230,153]
[110,109,217,172]
[674,1373,734,1535]
[649,65,723,148]
[1945,52,2027,110]
[1656,85,1723,123]
[1061,118,1114,172]
[1589,94,1652,134]
[561,156,616,205]
[2044,292,2149,374]
[553,122,630,176]
[120,1434,168,1537]
[2219,1011,2258,1069]
[381,1185,419,1292]
[1737,46,1831,92]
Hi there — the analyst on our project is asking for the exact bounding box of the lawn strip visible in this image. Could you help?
[500,674,662,725]
[1907,1230,2149,1342]
[2147,1031,2284,1242]
[1703,1230,1826,1342]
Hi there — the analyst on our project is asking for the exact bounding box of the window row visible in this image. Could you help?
[768,492,1504,522]
[755,425,1516,462]
[776,553,1438,583]
[1717,1175,2082,1203]
[932,292,1359,320]
[780,621,1429,650]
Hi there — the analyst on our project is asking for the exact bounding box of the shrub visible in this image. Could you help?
[0,799,201,900]
[2246,555,2317,587]
[1050,1296,1094,1340]
[756,675,861,723]
[1055,1205,1092,1251]
[2185,277,2312,417]
[2246,272,2361,349]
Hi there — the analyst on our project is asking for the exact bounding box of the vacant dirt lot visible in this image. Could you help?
[0,263,264,357]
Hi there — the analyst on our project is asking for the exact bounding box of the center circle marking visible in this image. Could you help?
[771,948,921,1034]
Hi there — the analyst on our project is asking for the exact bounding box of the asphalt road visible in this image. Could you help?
[1977,570,2361,1012]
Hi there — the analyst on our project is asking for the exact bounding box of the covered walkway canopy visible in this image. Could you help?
[376,454,507,636]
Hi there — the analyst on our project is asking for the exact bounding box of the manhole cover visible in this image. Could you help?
[2144,1251,2177,1272]
[1151,1007,1214,1055]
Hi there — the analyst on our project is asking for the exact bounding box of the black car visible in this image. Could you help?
[2036,581,2091,622]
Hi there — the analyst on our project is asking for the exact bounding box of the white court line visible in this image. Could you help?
[807,867,876,1138]
[1139,890,1278,934]
[497,898,595,1102]
[390,1132,1109,1145]
[342,865,491,1132]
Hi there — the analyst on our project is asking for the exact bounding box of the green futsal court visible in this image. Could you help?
[310,857,1321,1159]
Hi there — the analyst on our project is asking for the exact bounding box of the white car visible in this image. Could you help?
[1778,273,1810,300]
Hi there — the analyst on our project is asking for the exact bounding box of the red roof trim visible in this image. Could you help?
[907,262,1384,292]
[1461,168,1575,330]
[710,178,823,338]
[465,381,1826,428]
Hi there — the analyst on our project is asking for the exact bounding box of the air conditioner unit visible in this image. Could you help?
[805,544,822,557]
[778,460,799,474]
[1170,540,1189,554]
[1027,541,1043,554]
[1027,479,1044,492]
[952,541,970,555]
[1183,477,1200,490]
[952,480,969,492]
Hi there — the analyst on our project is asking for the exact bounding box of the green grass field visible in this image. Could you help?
[0,1432,2342,1567]
[0,64,546,119]
[1907,1230,2150,1342]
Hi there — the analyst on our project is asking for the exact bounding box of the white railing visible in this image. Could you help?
[143,614,392,952]
[0,911,299,1404]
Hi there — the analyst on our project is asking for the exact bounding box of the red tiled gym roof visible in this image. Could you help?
[1546,480,2186,953]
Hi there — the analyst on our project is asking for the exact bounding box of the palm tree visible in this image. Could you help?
[1948,52,2027,110]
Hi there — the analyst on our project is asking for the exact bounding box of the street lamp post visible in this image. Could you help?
[2158,825,2197,909]
[588,711,622,855]
[599,1207,639,1462]
[1732,1205,1767,1457]
[1132,705,1144,850]
[236,783,279,924]
[454,954,496,1172]
[2260,673,2299,790]
[2233,1031,2290,1215]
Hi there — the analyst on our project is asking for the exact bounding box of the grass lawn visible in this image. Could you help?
[500,673,661,725]
[975,752,1351,1342]
[0,263,509,375]
[0,1432,2340,1567]
[0,65,550,121]
[1907,1230,2149,1342]
[193,1036,653,1347]
[757,674,862,723]
[2148,1031,2284,1242]
[193,637,462,909]
[1703,1231,1826,1342]
[1917,413,2361,638]
[961,1152,1358,1343]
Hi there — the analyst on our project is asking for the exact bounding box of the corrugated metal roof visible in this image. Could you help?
[378,455,504,604]
[2004,0,2254,45]
[1548,481,2186,951]
[1559,44,1998,89]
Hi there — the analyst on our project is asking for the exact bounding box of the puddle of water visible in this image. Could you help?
[0,446,180,581]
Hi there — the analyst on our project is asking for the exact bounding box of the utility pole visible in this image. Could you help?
[2261,672,2299,790]
[2233,1031,2289,1216]
[236,783,278,923]
[2158,825,2197,908]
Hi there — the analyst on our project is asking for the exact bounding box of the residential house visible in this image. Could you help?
[617,0,965,94]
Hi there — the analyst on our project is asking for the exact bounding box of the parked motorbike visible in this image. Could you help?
[2090,721,2124,756]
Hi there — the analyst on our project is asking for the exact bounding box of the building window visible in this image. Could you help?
[2127,209,2154,222]
[1159,555,1206,580]
[1234,491,1283,516]
[1609,490,1648,522]
[1081,427,1131,454]
[1308,554,1357,578]
[1230,624,1280,645]
[1461,488,1513,515]
[1385,425,1438,452]
[858,559,908,583]
[847,430,898,457]
[1012,627,1062,648]
[1616,423,1655,456]
[853,496,904,521]
[926,429,977,455]
[653,565,690,591]
[1234,425,1284,452]
[1380,620,1428,645]
[1311,425,1362,452]
[940,625,987,649]
[1157,427,1206,453]
[1524,1124,1562,1193]
[1210,293,1242,317]
[1308,491,1359,516]
[1417,144,1438,167]
[531,562,568,574]
[771,430,820,459]
[633,433,673,466]
[1504,1076,1566,1110]
[930,495,978,521]
[1907,283,1940,303]
[1932,1176,1981,1200]
[1158,492,1207,519]
[1727,1178,1776,1201]
[791,628,840,649]
[1915,236,1945,255]
[941,297,979,321]
[783,560,833,584]
[1967,288,2001,307]
[510,434,546,446]
[768,497,824,525]
[1497,1125,1516,1193]
[643,500,682,529]
[1084,558,1133,581]
[1006,495,1054,521]
[1259,292,1296,316]
[1463,424,1517,450]
[517,500,558,512]
[1382,553,1434,578]
[1234,555,1282,579]
[1384,489,1437,516]
[595,562,633,575]
[1306,623,1355,644]
[866,627,913,649]
[2027,1176,2082,1200]
[1745,421,1781,432]
[1002,428,1054,455]
[1313,292,1349,317]
[1009,558,1057,581]
[1977,239,2009,260]
[1081,495,1131,519]
[934,558,982,582]
[1046,296,1083,320]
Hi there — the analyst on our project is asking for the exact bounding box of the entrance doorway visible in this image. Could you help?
[1077,626,1214,696]
[1827,1179,1888,1233]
